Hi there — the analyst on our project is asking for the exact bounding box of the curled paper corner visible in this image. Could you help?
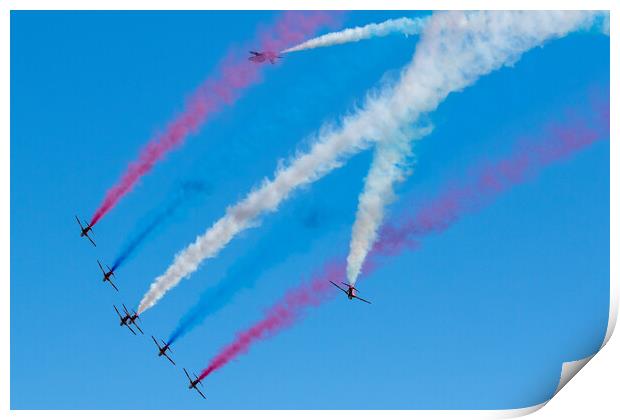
[554,355,596,395]
[487,403,547,419]
[551,300,618,397]
[485,355,599,419]
[495,285,618,419]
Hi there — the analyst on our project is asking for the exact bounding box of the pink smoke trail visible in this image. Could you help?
[197,100,609,381]
[89,11,341,226]
[198,262,343,380]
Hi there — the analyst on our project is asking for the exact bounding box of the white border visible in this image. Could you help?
[3,1,617,418]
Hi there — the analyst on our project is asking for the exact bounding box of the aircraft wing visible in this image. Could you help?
[114,305,122,317]
[133,322,144,335]
[329,281,348,294]
[183,368,192,382]
[75,216,84,230]
[126,324,137,335]
[151,336,161,349]
[194,387,206,399]
[86,234,97,247]
[97,260,105,274]
[249,51,260,55]
[164,353,176,365]
[354,295,372,304]
[108,279,119,292]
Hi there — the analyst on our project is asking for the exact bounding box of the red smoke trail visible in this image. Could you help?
[198,262,343,380]
[89,11,341,226]
[373,106,609,256]
[197,101,609,381]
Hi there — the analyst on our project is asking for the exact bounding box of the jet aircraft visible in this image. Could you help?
[114,304,137,335]
[183,368,206,399]
[329,281,371,304]
[152,336,175,365]
[97,260,119,292]
[248,50,282,64]
[75,216,96,246]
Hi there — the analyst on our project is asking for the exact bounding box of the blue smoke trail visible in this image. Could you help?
[167,205,338,345]
[111,182,207,272]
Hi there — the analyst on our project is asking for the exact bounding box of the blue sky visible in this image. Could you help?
[11,11,609,409]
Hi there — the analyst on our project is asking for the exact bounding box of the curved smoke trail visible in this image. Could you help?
[88,11,339,227]
[282,16,428,53]
[196,98,610,381]
[346,124,431,285]
[345,10,610,287]
[138,10,605,315]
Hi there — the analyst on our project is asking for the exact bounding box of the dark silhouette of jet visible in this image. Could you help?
[124,305,143,334]
[75,216,96,246]
[329,281,371,304]
[113,304,139,335]
[97,260,119,292]
[183,368,206,399]
[152,336,175,365]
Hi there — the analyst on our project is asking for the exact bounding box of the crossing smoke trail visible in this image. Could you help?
[346,125,431,286]
[110,183,207,272]
[196,100,610,381]
[138,10,606,315]
[281,16,428,53]
[88,11,339,227]
[346,11,610,286]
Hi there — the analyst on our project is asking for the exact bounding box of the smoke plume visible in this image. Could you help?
[138,11,605,314]
[88,11,339,227]
[196,98,609,380]
[111,182,207,272]
[282,16,428,53]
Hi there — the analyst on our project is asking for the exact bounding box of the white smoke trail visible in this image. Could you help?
[138,11,605,314]
[345,10,609,286]
[346,125,431,285]
[281,16,428,53]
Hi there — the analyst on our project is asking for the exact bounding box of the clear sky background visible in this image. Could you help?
[11,11,609,409]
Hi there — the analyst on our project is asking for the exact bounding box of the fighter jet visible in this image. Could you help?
[97,260,119,292]
[124,305,143,334]
[329,281,371,304]
[248,50,282,64]
[151,336,175,365]
[183,368,206,399]
[75,216,96,246]
[113,304,137,335]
